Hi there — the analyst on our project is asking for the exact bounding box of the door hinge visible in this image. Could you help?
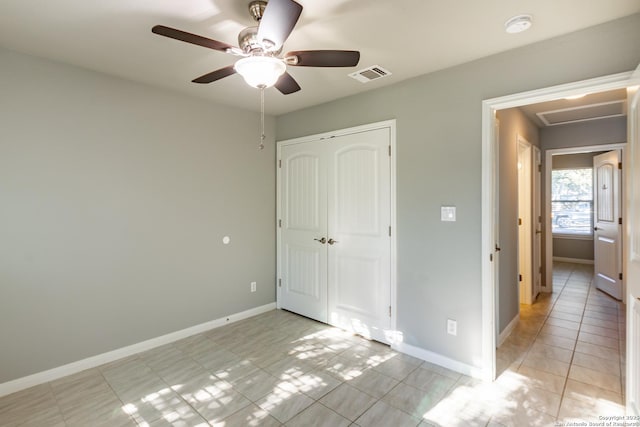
[539,266,542,273]
[388,145,391,157]
[518,218,522,226]
[538,164,542,172]
[279,159,282,168]
[278,278,282,287]
[519,274,523,282]
[278,219,282,228]
[619,217,622,225]
[618,162,622,170]
[538,216,542,223]
[619,273,623,280]
[490,253,493,262]
[389,226,391,237]
[389,306,392,317]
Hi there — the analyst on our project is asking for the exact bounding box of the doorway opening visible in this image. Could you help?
[480,70,638,384]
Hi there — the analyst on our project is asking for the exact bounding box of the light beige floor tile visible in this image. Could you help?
[210,403,281,427]
[536,332,576,350]
[575,340,618,358]
[568,365,622,394]
[382,382,445,418]
[191,386,252,424]
[516,365,566,394]
[564,379,623,405]
[490,405,556,427]
[583,310,617,322]
[580,316,618,330]
[545,317,581,331]
[558,395,624,422]
[527,341,573,363]
[354,400,421,427]
[281,369,342,400]
[348,368,399,399]
[572,352,621,377]
[520,354,570,378]
[540,324,579,340]
[285,402,350,427]
[319,383,376,421]
[137,397,208,426]
[580,323,617,338]
[230,368,281,402]
[578,331,619,349]
[402,367,457,394]
[548,310,582,323]
[371,355,421,381]
[257,388,314,424]
[323,355,372,381]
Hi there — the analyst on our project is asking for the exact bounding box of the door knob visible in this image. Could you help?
[327,238,338,245]
[495,244,501,252]
[313,237,327,244]
[594,227,599,231]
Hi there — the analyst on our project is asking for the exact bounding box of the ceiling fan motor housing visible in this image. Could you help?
[249,1,267,22]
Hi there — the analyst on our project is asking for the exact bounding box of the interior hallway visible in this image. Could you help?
[0,262,627,426]
[496,261,626,421]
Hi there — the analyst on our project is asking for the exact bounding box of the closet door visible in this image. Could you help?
[327,128,391,343]
[279,142,328,323]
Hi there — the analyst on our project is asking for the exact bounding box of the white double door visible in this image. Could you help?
[278,127,391,343]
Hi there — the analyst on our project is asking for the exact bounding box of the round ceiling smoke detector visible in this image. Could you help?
[504,14,532,34]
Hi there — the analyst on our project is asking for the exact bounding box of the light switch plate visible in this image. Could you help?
[441,206,456,222]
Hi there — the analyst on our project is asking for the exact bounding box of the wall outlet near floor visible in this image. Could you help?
[250,281,257,293]
[447,319,457,336]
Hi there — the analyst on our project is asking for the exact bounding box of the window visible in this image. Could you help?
[551,168,593,235]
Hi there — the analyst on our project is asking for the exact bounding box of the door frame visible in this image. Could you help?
[517,135,533,305]
[481,70,638,381]
[276,119,399,342]
[543,143,626,296]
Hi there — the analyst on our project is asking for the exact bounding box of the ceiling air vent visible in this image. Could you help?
[349,65,392,83]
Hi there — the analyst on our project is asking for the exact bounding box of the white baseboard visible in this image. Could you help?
[497,314,519,348]
[553,256,594,265]
[391,341,485,380]
[0,302,276,398]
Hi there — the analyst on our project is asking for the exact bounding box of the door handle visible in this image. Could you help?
[495,244,501,252]
[327,238,338,245]
[535,230,542,234]
[313,237,327,244]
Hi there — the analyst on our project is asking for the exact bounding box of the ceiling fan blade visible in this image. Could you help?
[275,72,301,95]
[257,0,303,50]
[286,50,361,67]
[152,25,234,53]
[192,65,237,84]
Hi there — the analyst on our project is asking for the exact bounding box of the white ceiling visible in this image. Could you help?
[1,1,638,115]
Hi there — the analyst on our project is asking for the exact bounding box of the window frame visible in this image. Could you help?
[550,166,594,239]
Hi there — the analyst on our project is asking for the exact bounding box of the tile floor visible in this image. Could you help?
[0,262,627,426]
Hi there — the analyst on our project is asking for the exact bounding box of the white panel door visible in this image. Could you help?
[279,143,328,323]
[593,150,622,300]
[327,128,391,343]
[626,82,640,416]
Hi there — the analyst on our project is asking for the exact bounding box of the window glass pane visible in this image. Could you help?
[551,168,593,235]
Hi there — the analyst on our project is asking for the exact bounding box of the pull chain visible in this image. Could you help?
[259,86,265,150]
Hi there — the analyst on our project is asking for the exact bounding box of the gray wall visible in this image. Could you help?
[542,117,627,263]
[276,14,640,368]
[0,47,276,383]
[495,108,539,335]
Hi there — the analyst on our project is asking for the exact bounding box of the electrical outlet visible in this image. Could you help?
[447,319,457,336]
[250,281,257,293]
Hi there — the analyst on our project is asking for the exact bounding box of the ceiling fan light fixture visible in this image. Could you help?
[504,14,532,34]
[234,56,286,88]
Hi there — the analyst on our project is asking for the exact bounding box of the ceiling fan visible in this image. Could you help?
[152,0,361,94]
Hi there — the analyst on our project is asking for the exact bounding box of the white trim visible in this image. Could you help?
[553,256,595,265]
[482,71,638,382]
[392,342,484,380]
[497,314,520,347]
[276,119,398,335]
[0,303,276,398]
